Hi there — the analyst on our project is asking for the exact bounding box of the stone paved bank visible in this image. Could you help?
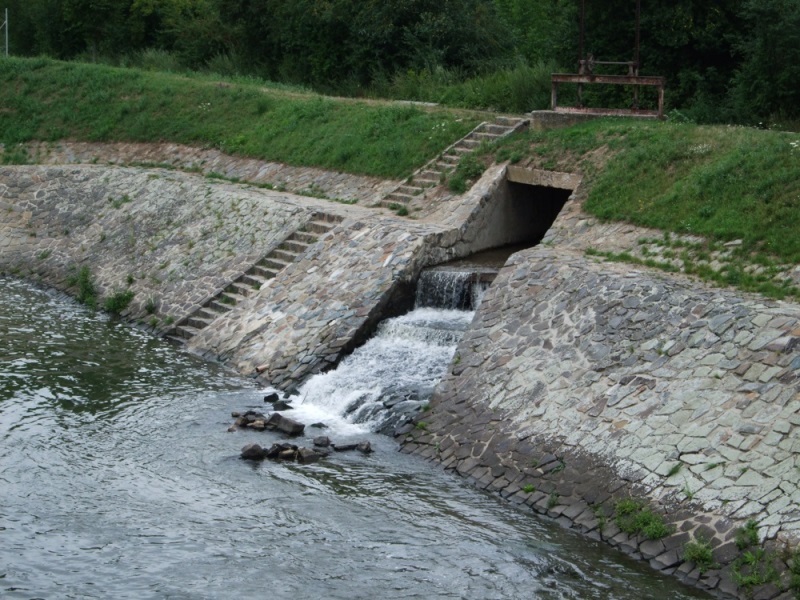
[20,141,398,205]
[402,245,800,599]
[2,152,800,599]
[0,165,390,330]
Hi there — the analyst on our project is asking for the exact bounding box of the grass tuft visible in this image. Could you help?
[614,498,673,540]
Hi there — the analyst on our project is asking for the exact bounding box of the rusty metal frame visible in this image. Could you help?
[551,0,666,119]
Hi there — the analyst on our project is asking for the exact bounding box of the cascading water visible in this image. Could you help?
[285,269,488,433]
[414,268,491,310]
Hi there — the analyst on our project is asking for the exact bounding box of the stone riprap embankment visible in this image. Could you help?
[3,140,800,599]
[187,216,452,386]
[0,165,385,329]
[17,141,398,206]
[402,243,800,598]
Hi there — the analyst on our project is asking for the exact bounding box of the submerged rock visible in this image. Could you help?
[332,441,374,455]
[229,409,304,436]
[241,443,267,461]
[265,412,305,436]
[240,442,326,464]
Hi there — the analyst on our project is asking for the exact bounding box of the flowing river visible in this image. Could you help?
[0,277,709,599]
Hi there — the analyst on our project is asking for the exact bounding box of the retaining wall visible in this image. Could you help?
[401,243,800,598]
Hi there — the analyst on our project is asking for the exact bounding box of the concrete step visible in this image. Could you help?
[165,335,186,345]
[413,171,442,186]
[173,324,201,340]
[384,192,414,204]
[435,161,457,172]
[452,146,472,154]
[270,249,298,263]
[381,199,410,209]
[459,138,481,148]
[250,265,278,280]
[290,231,319,244]
[186,315,213,330]
[474,131,501,142]
[485,124,513,135]
[306,220,336,234]
[259,257,290,271]
[195,308,218,321]
[207,299,234,313]
[440,154,460,164]
[280,239,310,254]
[222,291,247,305]
[227,282,254,297]
[312,212,344,224]
[238,273,263,288]
[396,185,424,196]
[494,116,526,127]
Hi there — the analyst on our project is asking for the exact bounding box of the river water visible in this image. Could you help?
[0,277,708,599]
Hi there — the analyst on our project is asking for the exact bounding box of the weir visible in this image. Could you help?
[287,269,489,434]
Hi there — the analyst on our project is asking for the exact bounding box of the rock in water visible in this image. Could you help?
[357,441,373,455]
[240,443,267,460]
[263,392,280,404]
[297,448,323,464]
[265,412,305,436]
[313,436,331,448]
[332,443,358,452]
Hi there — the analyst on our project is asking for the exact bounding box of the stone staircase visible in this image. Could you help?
[167,212,343,344]
[380,116,529,209]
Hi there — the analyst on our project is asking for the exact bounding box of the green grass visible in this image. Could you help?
[488,119,800,298]
[683,536,717,574]
[614,498,673,540]
[736,520,760,550]
[490,120,800,262]
[790,547,800,597]
[0,57,480,179]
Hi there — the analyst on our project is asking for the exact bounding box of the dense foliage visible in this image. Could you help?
[2,0,799,121]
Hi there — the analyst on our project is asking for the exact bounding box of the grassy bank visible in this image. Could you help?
[0,57,480,178]
[488,119,800,299]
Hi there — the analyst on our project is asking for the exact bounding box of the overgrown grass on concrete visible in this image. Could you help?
[488,119,800,299]
[492,119,800,262]
[0,57,480,179]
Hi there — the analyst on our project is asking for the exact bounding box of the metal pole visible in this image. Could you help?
[578,0,585,106]
[579,0,585,68]
[634,0,640,72]
[3,9,7,58]
[633,0,641,108]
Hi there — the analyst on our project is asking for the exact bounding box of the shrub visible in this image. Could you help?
[67,265,97,309]
[103,289,134,314]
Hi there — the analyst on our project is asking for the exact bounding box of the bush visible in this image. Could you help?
[103,289,135,314]
[67,265,97,309]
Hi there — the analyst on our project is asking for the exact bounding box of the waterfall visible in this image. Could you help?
[415,269,490,310]
[282,269,490,434]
